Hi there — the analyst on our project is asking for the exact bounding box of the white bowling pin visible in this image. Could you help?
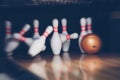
[19,24,31,35]
[51,19,62,55]
[5,21,12,39]
[13,33,33,46]
[5,21,16,55]
[86,17,92,34]
[29,26,53,57]
[61,18,70,52]
[5,21,19,55]
[60,33,78,43]
[33,19,46,51]
[79,18,87,53]
[5,38,19,54]
[33,19,40,39]
[5,24,31,53]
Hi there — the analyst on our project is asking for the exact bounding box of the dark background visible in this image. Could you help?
[0,0,120,57]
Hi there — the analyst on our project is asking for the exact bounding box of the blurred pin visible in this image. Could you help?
[86,17,92,34]
[29,26,53,57]
[51,19,62,55]
[78,18,87,53]
[33,19,46,51]
[5,24,31,54]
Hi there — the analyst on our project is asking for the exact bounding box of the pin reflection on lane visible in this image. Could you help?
[28,56,48,80]
[62,52,71,73]
[79,55,103,80]
[52,56,62,80]
[62,52,72,80]
[8,53,120,80]
[9,55,48,80]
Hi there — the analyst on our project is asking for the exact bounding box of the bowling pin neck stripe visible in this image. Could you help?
[6,28,11,34]
[34,27,39,33]
[62,26,67,31]
[6,27,11,30]
[20,30,25,35]
[80,34,85,38]
[19,36,26,42]
[6,32,11,34]
[87,25,91,30]
[53,27,58,32]
[81,26,86,31]
[66,35,70,40]
[42,32,49,37]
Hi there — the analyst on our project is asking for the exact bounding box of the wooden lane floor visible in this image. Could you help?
[0,57,40,80]
[8,53,120,80]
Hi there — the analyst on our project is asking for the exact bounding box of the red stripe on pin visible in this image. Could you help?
[34,28,38,32]
[88,28,91,30]
[81,26,85,28]
[87,26,91,30]
[20,36,26,41]
[66,35,70,40]
[81,27,85,29]
[54,27,58,32]
[6,28,11,30]
[63,29,66,31]
[80,35,85,38]
[81,27,86,31]
[81,30,86,31]
[45,32,49,35]
[62,26,67,31]
[62,26,66,28]
[81,26,86,31]
[87,25,91,27]
[62,26,66,30]
[43,32,49,37]
[20,30,25,35]
[6,32,11,34]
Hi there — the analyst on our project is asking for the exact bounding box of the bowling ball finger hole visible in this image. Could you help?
[93,45,96,48]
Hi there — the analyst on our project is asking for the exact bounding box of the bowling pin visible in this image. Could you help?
[33,19,46,51]
[60,33,78,43]
[86,17,92,34]
[5,21,18,54]
[33,19,40,39]
[5,21,15,55]
[79,18,87,53]
[5,24,31,53]
[19,24,31,35]
[28,26,53,57]
[51,19,62,55]
[61,18,70,52]
[5,21,12,39]
[13,33,33,46]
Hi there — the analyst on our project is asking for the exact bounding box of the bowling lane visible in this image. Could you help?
[0,57,40,80]
[8,53,120,80]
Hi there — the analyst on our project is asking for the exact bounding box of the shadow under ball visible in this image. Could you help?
[81,34,102,54]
